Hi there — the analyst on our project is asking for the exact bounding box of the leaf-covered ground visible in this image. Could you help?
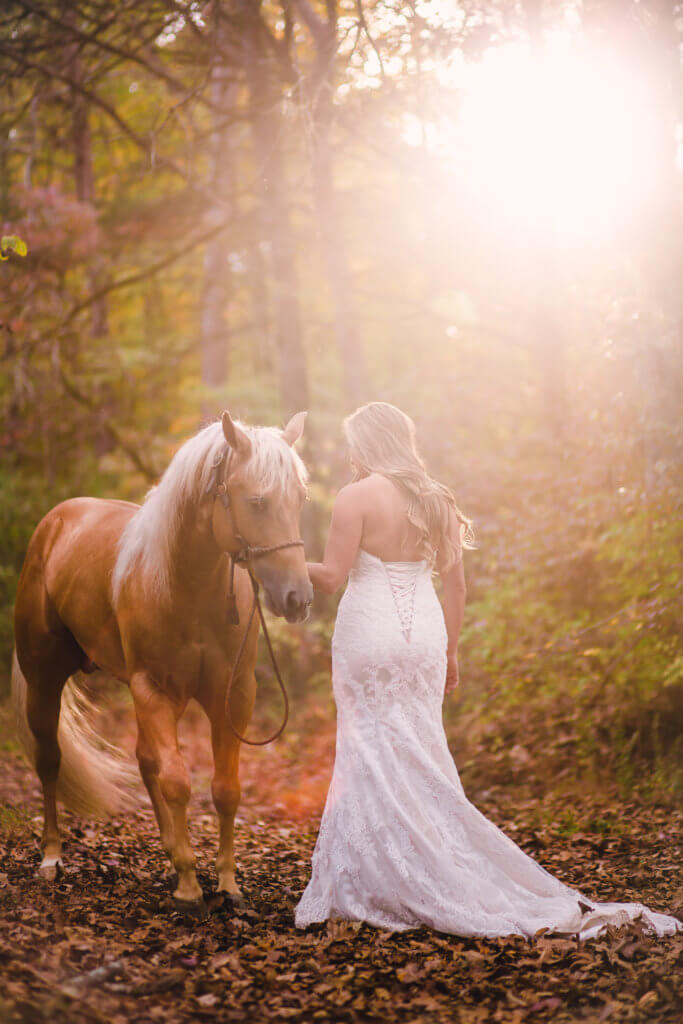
[0,710,681,1024]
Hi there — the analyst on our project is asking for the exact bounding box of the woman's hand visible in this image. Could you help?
[445,650,459,694]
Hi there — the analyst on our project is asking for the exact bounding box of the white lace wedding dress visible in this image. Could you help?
[295,549,680,939]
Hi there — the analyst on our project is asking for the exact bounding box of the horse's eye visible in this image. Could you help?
[248,496,267,510]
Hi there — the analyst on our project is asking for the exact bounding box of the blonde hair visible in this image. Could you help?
[343,402,475,569]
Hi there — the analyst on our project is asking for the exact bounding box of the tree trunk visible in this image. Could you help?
[310,115,367,407]
[297,0,367,406]
[200,5,238,392]
[246,238,273,373]
[67,14,108,339]
[239,1,309,416]
[522,0,568,445]
[630,0,682,489]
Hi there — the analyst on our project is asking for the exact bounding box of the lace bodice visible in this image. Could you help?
[329,551,446,733]
[294,549,680,940]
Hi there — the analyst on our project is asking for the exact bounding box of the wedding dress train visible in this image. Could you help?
[295,550,680,940]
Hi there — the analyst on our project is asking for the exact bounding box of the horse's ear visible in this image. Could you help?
[283,411,307,447]
[221,411,251,457]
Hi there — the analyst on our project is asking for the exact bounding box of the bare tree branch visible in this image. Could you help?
[58,362,158,480]
[292,0,328,42]
[355,0,384,76]
[46,208,255,343]
[13,0,225,114]
[0,44,152,155]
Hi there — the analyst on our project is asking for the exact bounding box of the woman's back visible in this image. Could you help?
[353,473,426,563]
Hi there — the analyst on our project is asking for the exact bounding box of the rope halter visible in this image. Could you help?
[207,442,306,746]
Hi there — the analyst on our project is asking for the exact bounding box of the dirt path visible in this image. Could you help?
[1,746,681,1024]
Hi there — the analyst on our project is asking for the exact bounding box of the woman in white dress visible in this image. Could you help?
[294,402,680,940]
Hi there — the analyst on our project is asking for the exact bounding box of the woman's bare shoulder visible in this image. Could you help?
[333,480,367,508]
[338,475,387,496]
[362,473,398,492]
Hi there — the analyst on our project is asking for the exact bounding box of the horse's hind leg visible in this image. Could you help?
[28,681,66,879]
[15,532,83,879]
[21,641,81,879]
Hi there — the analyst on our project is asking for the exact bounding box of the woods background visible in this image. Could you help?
[1,0,681,809]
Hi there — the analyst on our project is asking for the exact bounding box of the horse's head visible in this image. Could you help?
[211,411,313,623]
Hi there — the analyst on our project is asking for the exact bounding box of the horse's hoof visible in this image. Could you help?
[37,857,63,881]
[212,890,247,914]
[173,896,208,921]
[228,893,248,912]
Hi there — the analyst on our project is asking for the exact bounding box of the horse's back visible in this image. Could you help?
[22,497,138,576]
[45,495,140,521]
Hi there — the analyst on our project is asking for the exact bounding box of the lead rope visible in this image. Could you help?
[223,563,291,747]
[212,441,299,745]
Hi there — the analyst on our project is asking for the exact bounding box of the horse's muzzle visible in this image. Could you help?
[262,578,313,623]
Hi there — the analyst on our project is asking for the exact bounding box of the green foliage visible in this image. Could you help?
[443,503,683,803]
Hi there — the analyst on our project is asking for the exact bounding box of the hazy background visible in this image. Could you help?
[1,0,681,807]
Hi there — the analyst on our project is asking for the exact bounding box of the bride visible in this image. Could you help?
[294,402,680,940]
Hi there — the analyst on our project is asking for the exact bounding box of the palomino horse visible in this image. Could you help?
[12,411,312,908]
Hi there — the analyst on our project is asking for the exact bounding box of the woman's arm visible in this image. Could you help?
[307,485,364,595]
[437,511,467,693]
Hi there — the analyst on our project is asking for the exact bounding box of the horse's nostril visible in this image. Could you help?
[286,589,312,619]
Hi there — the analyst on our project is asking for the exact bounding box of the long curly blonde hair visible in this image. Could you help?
[343,402,475,568]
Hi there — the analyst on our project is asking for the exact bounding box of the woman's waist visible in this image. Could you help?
[338,576,443,625]
[343,570,436,601]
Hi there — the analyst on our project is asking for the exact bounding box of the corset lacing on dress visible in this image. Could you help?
[382,561,422,641]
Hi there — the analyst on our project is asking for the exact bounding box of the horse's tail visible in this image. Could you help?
[11,649,140,818]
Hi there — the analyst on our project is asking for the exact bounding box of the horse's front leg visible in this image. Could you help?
[130,673,202,905]
[212,739,242,898]
[207,669,256,900]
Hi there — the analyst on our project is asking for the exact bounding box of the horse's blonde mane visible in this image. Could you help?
[111,420,307,604]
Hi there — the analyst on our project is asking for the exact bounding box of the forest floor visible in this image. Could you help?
[0,701,681,1024]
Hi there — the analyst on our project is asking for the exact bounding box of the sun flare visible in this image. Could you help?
[452,38,657,242]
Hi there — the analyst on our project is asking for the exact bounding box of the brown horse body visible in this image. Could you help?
[13,412,311,906]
